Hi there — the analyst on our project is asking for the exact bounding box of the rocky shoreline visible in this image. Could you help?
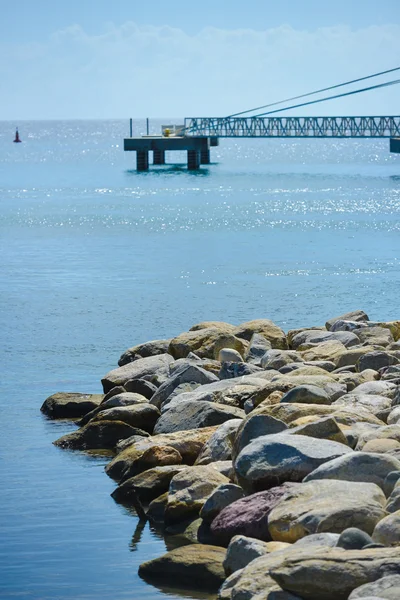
[41,311,400,599]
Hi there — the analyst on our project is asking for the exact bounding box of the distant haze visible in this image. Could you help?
[1,0,400,119]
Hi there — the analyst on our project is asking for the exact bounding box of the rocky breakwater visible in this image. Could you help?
[41,312,400,598]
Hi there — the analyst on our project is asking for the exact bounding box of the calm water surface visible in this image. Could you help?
[0,119,399,599]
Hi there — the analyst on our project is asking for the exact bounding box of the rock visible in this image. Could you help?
[372,510,400,545]
[195,419,242,465]
[233,414,288,460]
[356,326,394,347]
[168,326,247,360]
[102,354,174,393]
[290,416,349,445]
[105,426,218,481]
[233,319,287,349]
[112,464,187,503]
[79,392,150,426]
[332,393,392,417]
[330,320,369,332]
[40,392,103,419]
[245,333,273,366]
[210,483,300,546]
[384,471,400,497]
[261,350,303,370]
[269,546,400,600]
[219,362,263,380]
[356,425,400,450]
[153,400,245,435]
[358,351,398,373]
[235,432,352,492]
[165,466,229,524]
[301,341,349,364]
[352,381,397,397]
[146,492,168,523]
[326,310,369,330]
[291,329,360,349]
[123,378,158,399]
[150,363,219,408]
[88,403,160,433]
[122,445,183,480]
[102,386,126,402]
[223,535,272,575]
[53,420,140,450]
[219,348,243,362]
[336,527,373,549]
[280,385,331,405]
[294,532,340,548]
[336,347,377,369]
[303,452,400,490]
[388,407,400,425]
[363,439,400,453]
[189,321,235,332]
[268,479,386,543]
[138,544,226,591]
[349,575,400,599]
[118,338,171,365]
[200,484,245,523]
[386,486,400,513]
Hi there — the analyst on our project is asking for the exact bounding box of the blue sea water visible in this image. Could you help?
[0,119,399,600]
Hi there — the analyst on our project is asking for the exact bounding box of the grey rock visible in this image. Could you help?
[219,348,243,363]
[330,320,369,332]
[357,351,398,373]
[219,362,263,380]
[153,400,245,435]
[223,535,271,576]
[40,392,103,419]
[102,354,174,393]
[245,333,273,366]
[123,378,158,399]
[118,338,171,365]
[356,326,394,347]
[233,414,288,460]
[200,484,245,523]
[383,471,400,497]
[326,310,369,330]
[195,419,242,465]
[349,575,400,599]
[372,510,400,545]
[150,363,219,409]
[79,392,149,426]
[291,329,360,349]
[280,385,331,405]
[294,532,340,548]
[102,386,126,402]
[336,527,373,550]
[261,350,303,370]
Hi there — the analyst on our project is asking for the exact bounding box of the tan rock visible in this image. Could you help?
[301,341,347,363]
[335,346,377,369]
[168,326,247,359]
[233,319,288,349]
[372,509,400,545]
[363,438,400,453]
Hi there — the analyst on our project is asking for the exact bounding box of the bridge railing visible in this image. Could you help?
[183,116,400,138]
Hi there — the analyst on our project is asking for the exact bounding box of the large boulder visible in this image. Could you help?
[325,310,369,330]
[245,333,273,366]
[195,419,242,465]
[223,535,287,576]
[41,392,103,419]
[85,403,160,433]
[53,420,140,450]
[268,479,386,543]
[233,319,288,349]
[200,483,245,523]
[150,363,219,408]
[111,464,187,502]
[291,330,360,349]
[105,426,218,481]
[138,544,226,591]
[234,432,352,492]
[165,465,229,524]
[331,394,392,416]
[210,484,300,546]
[79,392,149,426]
[101,354,174,393]
[356,326,394,347]
[356,425,400,451]
[153,401,245,435]
[372,509,400,545]
[304,452,400,490]
[269,547,400,600]
[118,338,171,365]
[349,575,400,599]
[280,385,331,405]
[233,414,288,460]
[168,326,247,359]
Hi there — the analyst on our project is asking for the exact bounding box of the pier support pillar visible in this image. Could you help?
[390,138,400,153]
[187,150,200,170]
[153,149,166,165]
[136,151,149,171]
[200,149,210,164]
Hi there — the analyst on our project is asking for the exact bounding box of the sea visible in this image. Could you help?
[0,118,399,600]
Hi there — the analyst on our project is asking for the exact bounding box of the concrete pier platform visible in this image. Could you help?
[124,136,218,170]
[390,138,400,153]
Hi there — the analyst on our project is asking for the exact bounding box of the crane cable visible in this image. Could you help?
[224,65,400,119]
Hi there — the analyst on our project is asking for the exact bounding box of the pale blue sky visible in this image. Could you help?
[1,0,400,119]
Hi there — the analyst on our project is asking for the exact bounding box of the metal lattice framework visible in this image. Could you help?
[184,116,400,138]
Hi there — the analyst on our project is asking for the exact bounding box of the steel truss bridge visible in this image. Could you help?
[184,116,400,138]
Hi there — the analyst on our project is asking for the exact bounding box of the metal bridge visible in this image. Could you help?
[183,116,400,138]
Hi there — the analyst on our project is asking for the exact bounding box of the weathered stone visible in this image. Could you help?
[332,393,392,416]
[118,339,171,365]
[219,348,243,362]
[210,484,300,546]
[372,510,400,545]
[112,464,187,503]
[245,333,273,366]
[138,544,226,591]
[280,385,331,405]
[304,452,400,490]
[169,327,247,360]
[388,407,400,425]
[356,326,394,347]
[269,547,400,600]
[122,445,183,480]
[195,419,242,465]
[268,479,386,543]
[123,378,158,398]
[336,527,373,550]
[200,483,245,523]
[219,362,263,380]
[165,466,229,524]
[233,414,288,460]
[235,432,352,492]
[146,492,168,523]
[105,426,218,481]
[356,425,400,450]
[102,354,174,393]
[335,347,377,369]
[233,319,287,349]
[41,392,103,419]
[102,386,126,402]
[330,320,369,332]
[292,330,360,349]
[384,471,400,497]
[53,420,139,450]
[223,535,274,576]
[386,486,400,513]
[290,416,349,445]
[153,400,245,435]
[150,364,219,409]
[302,341,349,363]
[326,310,369,330]
[358,351,398,373]
[189,321,235,332]
[349,575,400,599]
[79,392,150,426]
[261,350,303,370]
[293,532,340,548]
[89,403,160,433]
[363,439,400,453]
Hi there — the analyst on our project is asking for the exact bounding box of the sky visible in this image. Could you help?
[1,0,400,119]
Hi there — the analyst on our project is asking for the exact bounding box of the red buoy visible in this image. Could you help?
[13,128,21,143]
